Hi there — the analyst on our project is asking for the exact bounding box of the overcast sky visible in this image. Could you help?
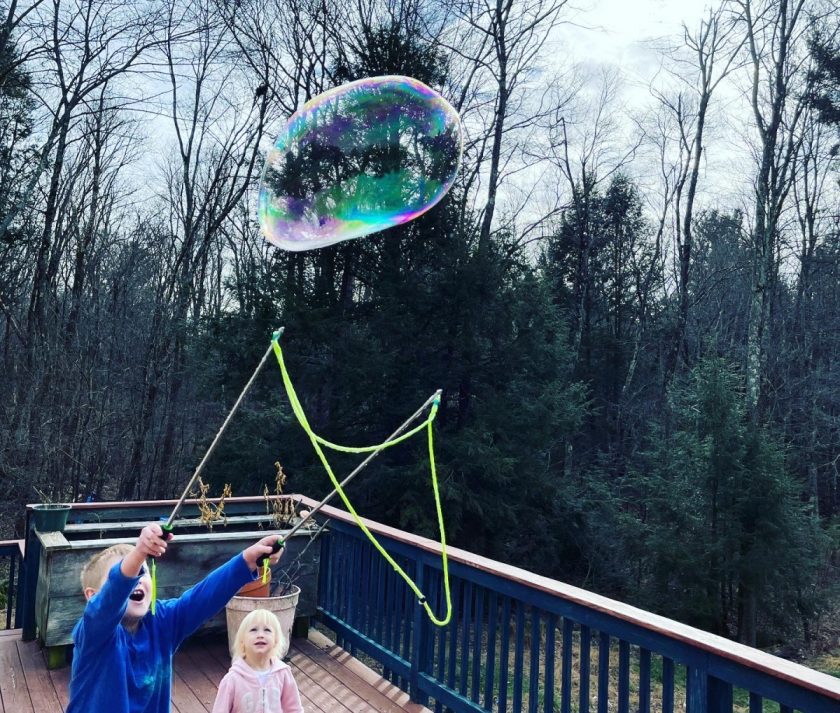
[561,0,716,78]
[552,0,751,208]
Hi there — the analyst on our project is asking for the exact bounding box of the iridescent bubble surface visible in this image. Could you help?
[258,75,462,251]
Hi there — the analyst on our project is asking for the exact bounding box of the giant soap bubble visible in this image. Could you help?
[258,75,462,251]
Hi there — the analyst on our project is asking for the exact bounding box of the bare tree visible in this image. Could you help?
[548,67,640,368]
[792,110,837,326]
[0,0,48,88]
[66,89,140,339]
[734,0,812,421]
[220,0,346,120]
[120,0,271,499]
[652,4,743,376]
[441,0,568,256]
[3,0,168,332]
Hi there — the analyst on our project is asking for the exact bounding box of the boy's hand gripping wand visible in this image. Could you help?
[149,329,284,613]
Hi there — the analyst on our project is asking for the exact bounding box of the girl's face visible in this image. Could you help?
[243,620,276,659]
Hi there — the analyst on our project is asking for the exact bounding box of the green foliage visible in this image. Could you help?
[623,358,832,642]
[808,28,840,130]
[334,20,448,87]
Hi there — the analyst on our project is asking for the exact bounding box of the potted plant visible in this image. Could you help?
[31,487,73,533]
[225,463,323,658]
[225,529,314,659]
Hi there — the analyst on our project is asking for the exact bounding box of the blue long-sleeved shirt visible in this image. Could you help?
[67,553,256,713]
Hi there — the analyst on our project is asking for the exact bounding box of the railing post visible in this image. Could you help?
[687,665,708,713]
[20,516,40,641]
[6,548,17,629]
[689,665,733,713]
[409,562,428,706]
[708,675,734,713]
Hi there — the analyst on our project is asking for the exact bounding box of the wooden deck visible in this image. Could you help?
[0,628,430,713]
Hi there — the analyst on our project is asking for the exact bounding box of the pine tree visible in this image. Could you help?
[630,358,830,644]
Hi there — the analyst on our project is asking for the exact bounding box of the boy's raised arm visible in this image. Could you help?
[75,563,136,649]
[164,534,284,645]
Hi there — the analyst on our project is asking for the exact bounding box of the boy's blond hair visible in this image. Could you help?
[80,544,135,591]
[233,608,285,662]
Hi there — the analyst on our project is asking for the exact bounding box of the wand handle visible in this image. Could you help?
[258,539,285,569]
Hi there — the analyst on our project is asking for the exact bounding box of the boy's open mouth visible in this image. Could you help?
[129,588,145,602]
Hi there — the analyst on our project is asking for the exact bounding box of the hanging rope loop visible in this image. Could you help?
[272,336,452,627]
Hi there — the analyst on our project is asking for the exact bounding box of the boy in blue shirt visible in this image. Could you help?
[66,522,283,713]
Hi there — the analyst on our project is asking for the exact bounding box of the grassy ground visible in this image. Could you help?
[805,649,840,678]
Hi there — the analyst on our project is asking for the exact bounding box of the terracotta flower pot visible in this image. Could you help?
[237,567,272,597]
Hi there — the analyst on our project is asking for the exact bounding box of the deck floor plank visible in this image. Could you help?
[47,665,70,710]
[298,687,328,713]
[17,639,64,712]
[181,642,229,687]
[0,634,34,713]
[174,652,220,710]
[0,629,430,713]
[291,648,383,713]
[172,667,212,713]
[287,664,358,713]
[304,631,430,713]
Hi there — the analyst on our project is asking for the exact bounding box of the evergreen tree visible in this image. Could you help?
[0,14,35,248]
[542,174,658,476]
[808,28,840,131]
[199,14,588,573]
[630,358,830,644]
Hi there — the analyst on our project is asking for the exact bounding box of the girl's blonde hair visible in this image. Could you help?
[233,608,285,661]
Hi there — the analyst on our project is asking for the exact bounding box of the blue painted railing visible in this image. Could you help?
[0,539,24,630]
[310,500,840,713]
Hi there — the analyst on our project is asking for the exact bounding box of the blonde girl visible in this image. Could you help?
[212,609,303,713]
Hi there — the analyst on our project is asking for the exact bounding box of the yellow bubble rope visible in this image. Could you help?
[272,338,452,626]
[150,559,158,615]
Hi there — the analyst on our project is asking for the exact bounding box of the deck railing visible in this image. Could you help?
[306,497,840,713]
[0,539,24,630]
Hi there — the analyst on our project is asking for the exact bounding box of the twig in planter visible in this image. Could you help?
[264,461,296,529]
[270,513,330,596]
[192,477,232,530]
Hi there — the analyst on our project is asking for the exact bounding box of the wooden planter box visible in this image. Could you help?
[34,512,321,666]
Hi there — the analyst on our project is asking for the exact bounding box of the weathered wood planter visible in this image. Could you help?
[34,511,321,667]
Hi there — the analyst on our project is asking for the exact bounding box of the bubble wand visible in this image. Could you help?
[149,328,284,613]
[256,385,443,572]
[263,337,452,626]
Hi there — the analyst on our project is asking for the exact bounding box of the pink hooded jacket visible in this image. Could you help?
[212,657,304,713]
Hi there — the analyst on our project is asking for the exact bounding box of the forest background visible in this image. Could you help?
[2,0,840,656]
